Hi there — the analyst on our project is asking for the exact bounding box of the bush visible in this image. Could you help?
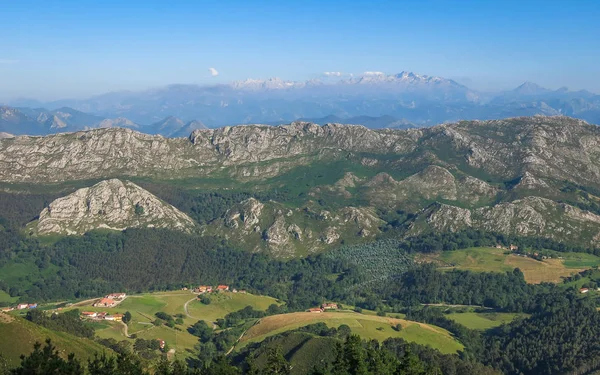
[200,295,211,305]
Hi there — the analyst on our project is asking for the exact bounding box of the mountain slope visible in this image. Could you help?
[4,116,600,252]
[35,179,196,235]
[0,313,111,367]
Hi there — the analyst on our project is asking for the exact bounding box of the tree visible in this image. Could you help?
[123,311,132,324]
[189,320,213,342]
[264,348,291,375]
[10,339,84,375]
[200,295,211,305]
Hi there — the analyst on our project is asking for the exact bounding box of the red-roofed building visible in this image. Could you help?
[580,288,590,294]
[216,285,229,292]
[194,285,212,294]
[82,311,97,318]
[308,307,323,313]
[157,339,165,350]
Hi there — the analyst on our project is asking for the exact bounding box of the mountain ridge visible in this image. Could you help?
[6,70,599,127]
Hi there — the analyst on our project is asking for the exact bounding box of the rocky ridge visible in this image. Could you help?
[36,179,196,235]
[204,198,384,257]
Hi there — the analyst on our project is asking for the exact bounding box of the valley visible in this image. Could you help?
[3,116,600,374]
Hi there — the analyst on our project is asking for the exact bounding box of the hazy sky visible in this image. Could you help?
[1,0,599,100]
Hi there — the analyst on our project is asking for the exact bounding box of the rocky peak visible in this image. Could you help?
[36,179,196,235]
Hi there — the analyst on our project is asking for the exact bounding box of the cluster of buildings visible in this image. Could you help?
[190,284,246,294]
[307,303,339,313]
[93,293,127,308]
[1,303,37,312]
[81,311,124,321]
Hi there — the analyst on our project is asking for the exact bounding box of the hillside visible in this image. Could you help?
[3,116,600,252]
[35,179,196,235]
[0,313,110,367]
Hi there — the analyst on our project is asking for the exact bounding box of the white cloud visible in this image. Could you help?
[323,71,342,77]
[208,67,219,77]
[363,71,385,76]
[0,59,19,64]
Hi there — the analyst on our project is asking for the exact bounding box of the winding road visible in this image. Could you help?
[183,297,198,319]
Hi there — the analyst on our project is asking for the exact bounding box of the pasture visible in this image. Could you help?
[240,311,464,354]
[438,247,587,283]
[446,311,527,330]
[66,290,279,360]
[0,313,110,367]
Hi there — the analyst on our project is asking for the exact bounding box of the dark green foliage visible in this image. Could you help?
[401,229,600,255]
[0,192,57,227]
[134,204,144,215]
[480,298,600,375]
[217,306,266,328]
[263,348,291,375]
[123,311,132,324]
[374,264,563,313]
[10,339,84,375]
[26,309,94,339]
[199,295,211,305]
[189,320,214,342]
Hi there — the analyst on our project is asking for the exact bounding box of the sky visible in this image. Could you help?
[1,0,599,100]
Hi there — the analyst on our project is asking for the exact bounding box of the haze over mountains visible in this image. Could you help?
[2,71,600,136]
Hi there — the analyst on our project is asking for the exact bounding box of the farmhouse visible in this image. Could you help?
[580,288,590,294]
[16,304,29,310]
[157,339,166,350]
[112,313,124,321]
[28,304,38,309]
[308,307,323,313]
[81,311,97,318]
[216,285,230,292]
[1,307,13,312]
[94,298,117,307]
[509,244,519,251]
[194,285,212,294]
[322,303,338,310]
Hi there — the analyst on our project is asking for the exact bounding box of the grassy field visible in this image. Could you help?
[438,247,587,283]
[240,311,463,354]
[0,290,18,304]
[186,292,280,323]
[446,312,527,330]
[63,290,279,361]
[0,313,111,368]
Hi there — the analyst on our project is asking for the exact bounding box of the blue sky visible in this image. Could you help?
[1,0,599,100]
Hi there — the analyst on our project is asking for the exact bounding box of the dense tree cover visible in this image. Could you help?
[7,339,244,375]
[480,298,600,375]
[0,192,57,227]
[217,306,266,329]
[0,228,584,318]
[138,184,291,225]
[400,229,600,255]
[373,264,565,313]
[26,309,94,339]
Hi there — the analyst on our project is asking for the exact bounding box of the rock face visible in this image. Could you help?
[409,197,600,247]
[1,116,598,188]
[4,115,600,253]
[205,198,384,258]
[36,179,196,235]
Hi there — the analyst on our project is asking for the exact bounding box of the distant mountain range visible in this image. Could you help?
[0,106,207,136]
[3,71,600,135]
